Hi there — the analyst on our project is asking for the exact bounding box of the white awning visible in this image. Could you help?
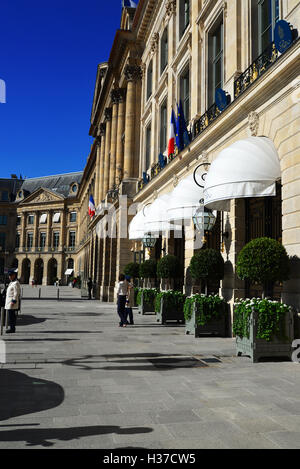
[204,137,281,211]
[65,269,73,276]
[40,213,47,224]
[129,207,148,240]
[53,212,61,223]
[144,194,181,234]
[166,174,204,221]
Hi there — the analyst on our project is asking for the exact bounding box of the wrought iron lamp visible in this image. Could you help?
[142,233,157,249]
[192,207,216,233]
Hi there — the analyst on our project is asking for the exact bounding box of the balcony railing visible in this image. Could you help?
[234,43,279,99]
[193,102,222,139]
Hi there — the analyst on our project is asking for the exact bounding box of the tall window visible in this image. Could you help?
[251,0,280,59]
[147,60,153,101]
[180,66,190,122]
[40,232,46,249]
[0,233,5,250]
[69,231,76,248]
[1,191,9,201]
[0,215,7,225]
[53,232,60,249]
[145,125,152,170]
[28,215,34,225]
[179,0,190,38]
[208,20,223,107]
[160,28,168,74]
[70,212,77,223]
[160,101,168,153]
[27,233,33,249]
[15,233,20,248]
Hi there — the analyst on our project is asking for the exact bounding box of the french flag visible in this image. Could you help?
[88,195,96,218]
[168,108,176,157]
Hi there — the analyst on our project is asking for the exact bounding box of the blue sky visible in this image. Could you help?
[0,0,127,179]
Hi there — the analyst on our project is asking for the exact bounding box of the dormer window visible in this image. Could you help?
[70,183,78,194]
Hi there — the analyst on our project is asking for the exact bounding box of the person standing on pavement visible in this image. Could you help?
[5,270,21,334]
[117,274,128,327]
[87,278,93,299]
[125,275,135,325]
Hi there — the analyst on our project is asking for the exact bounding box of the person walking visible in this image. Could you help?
[125,275,135,325]
[87,278,93,299]
[117,274,128,327]
[5,270,21,334]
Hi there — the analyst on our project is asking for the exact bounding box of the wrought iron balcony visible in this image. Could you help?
[193,102,221,139]
[234,43,279,99]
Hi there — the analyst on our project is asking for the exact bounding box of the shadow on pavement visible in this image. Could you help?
[61,354,207,371]
[0,370,64,421]
[16,315,47,326]
[0,425,153,447]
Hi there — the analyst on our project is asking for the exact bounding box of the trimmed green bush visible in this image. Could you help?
[124,262,140,279]
[139,259,157,279]
[236,237,290,297]
[190,249,224,293]
[155,290,186,313]
[184,294,225,325]
[157,255,181,279]
[233,298,290,342]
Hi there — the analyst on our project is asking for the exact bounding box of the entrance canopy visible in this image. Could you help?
[129,207,148,240]
[166,174,204,221]
[144,194,175,234]
[65,269,73,276]
[204,137,281,211]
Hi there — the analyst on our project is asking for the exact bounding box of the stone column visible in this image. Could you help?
[20,213,26,249]
[46,210,52,250]
[103,108,112,198]
[94,137,101,207]
[124,65,142,179]
[109,90,119,190]
[99,124,106,201]
[115,89,126,185]
[33,211,39,249]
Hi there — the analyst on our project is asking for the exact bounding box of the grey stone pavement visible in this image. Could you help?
[0,287,300,449]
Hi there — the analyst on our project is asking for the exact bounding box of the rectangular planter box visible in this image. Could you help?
[138,292,155,315]
[156,297,185,325]
[236,308,294,363]
[185,302,227,337]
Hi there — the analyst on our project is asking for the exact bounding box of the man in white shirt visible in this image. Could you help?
[117,274,128,327]
[5,270,21,334]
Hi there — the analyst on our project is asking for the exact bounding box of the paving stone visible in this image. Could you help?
[0,296,299,449]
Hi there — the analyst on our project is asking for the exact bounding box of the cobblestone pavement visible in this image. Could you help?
[0,292,300,449]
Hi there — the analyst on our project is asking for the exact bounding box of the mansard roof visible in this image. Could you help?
[20,171,83,198]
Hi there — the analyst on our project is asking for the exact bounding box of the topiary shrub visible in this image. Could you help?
[236,237,290,298]
[157,255,181,279]
[190,249,224,295]
[124,262,140,280]
[139,259,157,279]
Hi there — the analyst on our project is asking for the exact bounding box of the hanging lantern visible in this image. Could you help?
[142,233,157,249]
[192,207,217,232]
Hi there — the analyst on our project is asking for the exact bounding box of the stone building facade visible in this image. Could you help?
[15,172,82,285]
[0,176,23,282]
[9,1,300,323]
[78,0,300,318]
